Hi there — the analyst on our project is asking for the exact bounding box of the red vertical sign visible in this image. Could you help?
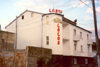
[57,24,60,45]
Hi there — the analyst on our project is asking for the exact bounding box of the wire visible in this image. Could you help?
[79,0,92,8]
[79,0,100,13]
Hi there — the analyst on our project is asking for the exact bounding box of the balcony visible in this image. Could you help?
[88,52,93,57]
[87,39,92,44]
[73,35,80,41]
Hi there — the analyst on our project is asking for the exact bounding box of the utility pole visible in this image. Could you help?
[13,16,18,67]
[92,0,100,67]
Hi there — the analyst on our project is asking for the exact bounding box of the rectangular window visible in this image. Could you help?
[46,16,49,24]
[2,39,5,44]
[74,41,77,51]
[46,36,49,45]
[22,15,24,20]
[74,58,77,64]
[31,12,34,17]
[74,29,76,36]
[80,32,82,39]
[87,34,89,40]
[81,45,83,52]
[88,44,90,52]
[85,59,88,64]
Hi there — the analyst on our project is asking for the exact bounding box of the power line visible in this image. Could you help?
[79,0,100,13]
[79,0,92,8]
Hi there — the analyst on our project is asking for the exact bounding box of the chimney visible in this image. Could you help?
[74,19,77,23]
[74,19,77,25]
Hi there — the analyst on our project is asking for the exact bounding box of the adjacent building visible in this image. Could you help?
[5,10,94,67]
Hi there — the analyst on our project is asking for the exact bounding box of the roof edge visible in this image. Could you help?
[63,17,92,33]
[5,10,44,29]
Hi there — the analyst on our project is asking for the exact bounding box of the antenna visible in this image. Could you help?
[53,0,54,9]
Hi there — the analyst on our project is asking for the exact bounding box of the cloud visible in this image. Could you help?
[84,16,93,21]
[86,8,93,14]
[14,0,50,12]
[71,0,89,8]
[96,7,100,13]
[86,6,100,16]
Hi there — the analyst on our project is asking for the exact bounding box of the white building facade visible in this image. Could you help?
[5,10,94,67]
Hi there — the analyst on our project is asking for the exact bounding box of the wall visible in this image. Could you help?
[0,51,26,67]
[26,46,52,67]
[6,11,43,49]
[42,14,63,55]
[0,31,15,51]
[69,24,93,57]
[62,23,72,56]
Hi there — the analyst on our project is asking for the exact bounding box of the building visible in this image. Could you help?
[0,30,15,51]
[5,10,94,67]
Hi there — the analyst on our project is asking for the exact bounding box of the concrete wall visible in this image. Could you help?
[6,11,43,49]
[68,24,93,57]
[42,14,63,55]
[62,23,72,56]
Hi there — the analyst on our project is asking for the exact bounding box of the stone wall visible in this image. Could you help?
[0,50,26,67]
[0,30,15,51]
[26,46,52,67]
[0,46,52,67]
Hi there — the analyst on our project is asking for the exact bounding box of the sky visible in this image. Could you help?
[0,0,100,41]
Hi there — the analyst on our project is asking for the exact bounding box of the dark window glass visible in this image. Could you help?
[81,45,83,52]
[22,15,24,19]
[80,32,82,39]
[46,36,49,45]
[74,29,76,36]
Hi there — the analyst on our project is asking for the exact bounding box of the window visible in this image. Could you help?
[85,59,88,64]
[74,29,76,36]
[81,45,83,52]
[2,39,5,44]
[80,32,82,39]
[88,44,90,52]
[46,36,49,45]
[74,58,77,64]
[87,34,88,40]
[46,16,49,24]
[31,12,34,17]
[22,15,24,19]
[74,41,77,51]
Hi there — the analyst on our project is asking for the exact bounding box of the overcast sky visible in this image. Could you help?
[0,0,100,41]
